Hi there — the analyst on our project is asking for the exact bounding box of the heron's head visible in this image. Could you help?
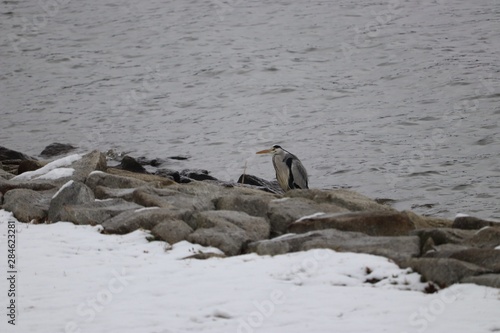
[256,144,284,156]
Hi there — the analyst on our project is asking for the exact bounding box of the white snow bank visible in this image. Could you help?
[12,154,82,181]
[0,211,498,333]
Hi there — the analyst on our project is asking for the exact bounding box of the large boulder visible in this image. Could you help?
[2,188,53,222]
[0,146,35,161]
[402,210,453,228]
[86,171,149,190]
[246,229,420,261]
[398,258,489,288]
[461,274,500,289]
[70,150,107,182]
[215,194,273,218]
[187,210,270,255]
[48,180,95,222]
[267,197,348,236]
[40,143,77,158]
[56,199,143,225]
[284,188,396,212]
[102,208,190,234]
[105,168,175,186]
[467,227,500,248]
[132,187,215,212]
[449,249,500,272]
[288,211,415,236]
[93,186,137,201]
[452,215,500,230]
[151,219,194,244]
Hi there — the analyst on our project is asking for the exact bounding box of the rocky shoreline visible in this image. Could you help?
[1,144,499,290]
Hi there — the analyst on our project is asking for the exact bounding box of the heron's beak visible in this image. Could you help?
[256,149,272,154]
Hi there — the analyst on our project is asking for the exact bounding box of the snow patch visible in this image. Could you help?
[271,198,290,203]
[52,180,75,199]
[12,154,82,181]
[134,207,160,213]
[295,212,326,222]
[36,167,74,180]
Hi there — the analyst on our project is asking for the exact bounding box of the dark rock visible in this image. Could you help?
[461,274,500,289]
[182,252,226,260]
[267,197,348,236]
[56,199,143,225]
[398,258,489,288]
[102,208,190,234]
[246,229,420,261]
[179,176,192,183]
[136,156,167,167]
[40,143,76,158]
[284,189,396,212]
[169,155,190,161]
[48,181,95,222]
[18,160,44,175]
[119,156,147,173]
[467,227,500,249]
[154,169,180,182]
[452,215,500,230]
[151,219,194,244]
[0,146,35,161]
[2,188,53,222]
[216,194,273,218]
[237,174,283,194]
[181,169,218,181]
[449,249,500,272]
[288,211,415,236]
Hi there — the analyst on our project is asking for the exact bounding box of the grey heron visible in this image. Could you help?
[256,145,309,191]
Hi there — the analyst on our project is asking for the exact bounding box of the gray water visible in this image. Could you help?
[1,0,499,218]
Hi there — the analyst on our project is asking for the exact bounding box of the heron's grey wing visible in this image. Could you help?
[289,157,309,189]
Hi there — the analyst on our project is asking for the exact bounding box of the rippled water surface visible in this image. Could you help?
[1,0,499,218]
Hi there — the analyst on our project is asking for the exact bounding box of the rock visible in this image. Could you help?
[155,169,180,182]
[452,215,500,230]
[151,219,194,244]
[461,274,500,289]
[237,174,283,194]
[284,188,396,212]
[288,211,415,236]
[118,156,147,173]
[132,187,214,213]
[410,228,476,252]
[105,168,175,186]
[0,146,35,161]
[191,210,270,240]
[47,181,95,222]
[449,249,500,272]
[467,227,500,249]
[402,210,453,228]
[102,208,190,234]
[181,169,218,181]
[56,199,143,225]
[86,171,149,191]
[18,160,44,175]
[267,197,348,236]
[398,258,489,288]
[187,228,247,256]
[182,252,226,260]
[71,150,107,182]
[0,177,57,193]
[2,188,54,222]
[0,167,14,180]
[216,194,273,218]
[246,229,420,261]
[422,244,471,258]
[187,210,270,256]
[93,186,137,201]
[40,143,77,158]
[136,156,168,167]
